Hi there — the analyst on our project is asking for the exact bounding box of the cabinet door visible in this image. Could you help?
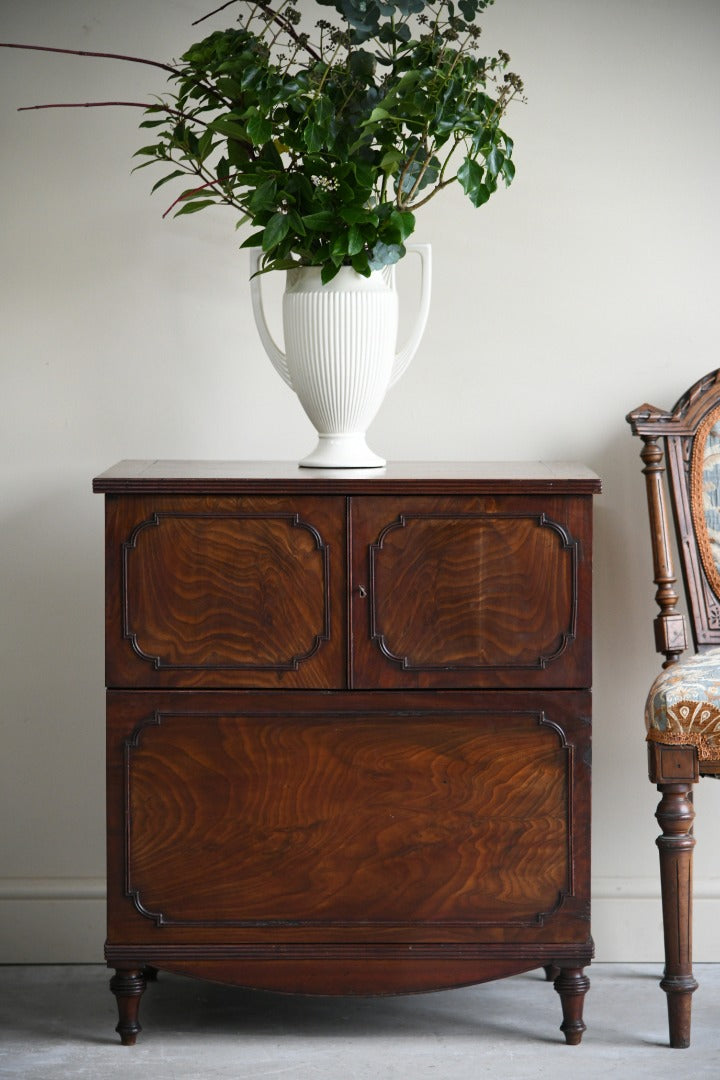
[106,689,591,954]
[350,495,593,689]
[105,495,345,689]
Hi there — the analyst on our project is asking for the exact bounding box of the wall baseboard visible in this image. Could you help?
[0,881,106,964]
[2,877,720,964]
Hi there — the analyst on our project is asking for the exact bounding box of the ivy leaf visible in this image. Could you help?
[458,157,487,205]
[501,158,516,184]
[364,106,391,126]
[304,122,324,154]
[486,146,504,178]
[380,149,403,174]
[389,209,415,241]
[246,111,272,146]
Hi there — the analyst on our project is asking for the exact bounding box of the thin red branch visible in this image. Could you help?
[1,41,234,112]
[18,100,156,112]
[0,42,181,76]
[192,1,241,26]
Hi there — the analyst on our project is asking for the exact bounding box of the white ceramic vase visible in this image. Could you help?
[250,244,431,468]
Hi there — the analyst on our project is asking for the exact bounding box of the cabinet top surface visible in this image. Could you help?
[93,460,601,495]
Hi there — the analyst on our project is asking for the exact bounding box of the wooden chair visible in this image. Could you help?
[628,369,720,1048]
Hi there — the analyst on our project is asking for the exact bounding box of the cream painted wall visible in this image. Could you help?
[2,0,720,965]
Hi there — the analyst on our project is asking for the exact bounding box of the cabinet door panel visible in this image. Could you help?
[351,496,593,689]
[105,495,345,688]
[106,690,590,944]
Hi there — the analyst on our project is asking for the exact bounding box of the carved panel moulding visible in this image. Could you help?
[368,512,579,672]
[122,511,330,671]
[122,710,577,930]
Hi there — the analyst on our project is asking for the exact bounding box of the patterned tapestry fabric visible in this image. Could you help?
[645,648,720,759]
[691,410,720,596]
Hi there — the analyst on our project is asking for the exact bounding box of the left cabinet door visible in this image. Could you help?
[104,494,346,689]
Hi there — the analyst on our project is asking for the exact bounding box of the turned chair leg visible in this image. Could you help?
[110,968,147,1045]
[655,781,698,1048]
[553,965,590,1045]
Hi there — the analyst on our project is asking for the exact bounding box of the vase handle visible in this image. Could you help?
[389,243,432,389]
[249,249,293,389]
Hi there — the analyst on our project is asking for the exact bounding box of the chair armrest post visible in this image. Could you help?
[638,434,688,667]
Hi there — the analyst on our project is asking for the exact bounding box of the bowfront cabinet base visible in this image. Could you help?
[106,958,591,1046]
[95,461,600,1044]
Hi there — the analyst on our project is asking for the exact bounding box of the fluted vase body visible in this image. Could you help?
[250,245,431,468]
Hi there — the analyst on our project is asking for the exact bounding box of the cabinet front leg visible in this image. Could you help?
[110,968,146,1045]
[553,966,590,1045]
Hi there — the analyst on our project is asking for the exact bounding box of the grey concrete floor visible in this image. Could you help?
[0,964,718,1078]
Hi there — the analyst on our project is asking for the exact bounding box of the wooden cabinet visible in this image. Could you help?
[94,461,600,1045]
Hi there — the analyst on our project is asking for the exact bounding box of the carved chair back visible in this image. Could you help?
[628,369,720,669]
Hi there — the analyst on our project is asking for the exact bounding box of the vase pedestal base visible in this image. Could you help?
[300,433,386,469]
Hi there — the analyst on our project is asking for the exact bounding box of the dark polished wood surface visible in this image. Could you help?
[94,459,601,495]
[97,462,598,1045]
[108,690,590,940]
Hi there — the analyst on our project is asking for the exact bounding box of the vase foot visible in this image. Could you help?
[299,434,386,469]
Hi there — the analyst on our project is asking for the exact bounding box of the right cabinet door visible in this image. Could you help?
[350,495,593,690]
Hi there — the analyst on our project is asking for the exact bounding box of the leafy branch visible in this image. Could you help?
[2,0,523,282]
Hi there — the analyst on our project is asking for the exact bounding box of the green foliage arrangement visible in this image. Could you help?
[5,0,523,282]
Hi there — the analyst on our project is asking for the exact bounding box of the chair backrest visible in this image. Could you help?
[628,369,720,668]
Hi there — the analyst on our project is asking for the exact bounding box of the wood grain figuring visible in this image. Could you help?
[369,513,574,670]
[105,495,346,688]
[350,495,592,690]
[124,711,569,927]
[97,463,598,1043]
[124,512,328,669]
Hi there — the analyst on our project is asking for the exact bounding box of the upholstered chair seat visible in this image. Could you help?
[646,648,720,761]
[628,369,720,1048]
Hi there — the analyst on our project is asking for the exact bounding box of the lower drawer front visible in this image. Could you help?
[107,690,591,946]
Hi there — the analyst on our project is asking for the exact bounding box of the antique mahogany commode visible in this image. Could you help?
[93,460,600,1045]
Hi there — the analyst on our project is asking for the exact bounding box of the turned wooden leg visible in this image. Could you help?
[656,781,698,1048]
[553,966,590,1045]
[543,963,560,982]
[110,968,146,1045]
